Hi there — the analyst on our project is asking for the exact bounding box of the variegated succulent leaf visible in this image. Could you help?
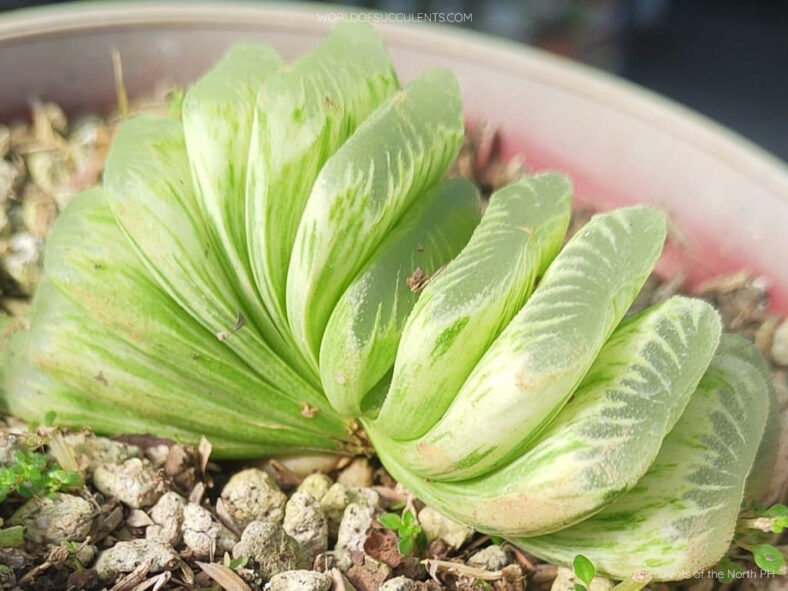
[384,206,668,481]
[246,23,399,367]
[320,178,481,417]
[516,334,773,580]
[286,67,465,368]
[374,172,572,439]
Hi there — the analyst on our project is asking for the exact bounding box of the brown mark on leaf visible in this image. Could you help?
[301,403,319,419]
[407,268,429,293]
[95,371,108,385]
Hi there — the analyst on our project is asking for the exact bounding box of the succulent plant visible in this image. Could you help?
[1,24,776,580]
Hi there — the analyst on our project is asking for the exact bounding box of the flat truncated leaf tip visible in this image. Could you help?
[516,334,772,580]
[374,171,573,439]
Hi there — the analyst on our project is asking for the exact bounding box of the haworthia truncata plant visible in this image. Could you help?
[1,23,775,580]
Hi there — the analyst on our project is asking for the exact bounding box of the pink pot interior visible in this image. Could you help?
[1,3,787,312]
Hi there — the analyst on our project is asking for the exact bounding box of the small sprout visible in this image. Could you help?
[222,551,248,570]
[752,544,787,575]
[738,503,788,534]
[378,509,426,556]
[573,554,595,589]
[43,410,57,427]
[765,504,788,534]
[716,556,744,584]
[0,450,82,502]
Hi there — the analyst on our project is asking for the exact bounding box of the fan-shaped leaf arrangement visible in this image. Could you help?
[2,24,775,580]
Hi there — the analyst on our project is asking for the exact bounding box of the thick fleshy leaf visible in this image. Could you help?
[11,188,350,456]
[104,114,314,396]
[4,328,269,456]
[182,44,300,370]
[372,296,721,537]
[387,206,667,480]
[745,359,780,501]
[516,334,773,580]
[286,68,464,367]
[320,178,481,417]
[246,23,398,351]
[374,173,572,439]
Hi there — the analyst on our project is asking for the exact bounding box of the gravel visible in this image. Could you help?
[336,502,375,555]
[8,493,94,545]
[283,490,329,558]
[94,539,179,580]
[220,468,287,529]
[92,456,163,508]
[182,501,237,558]
[269,569,332,591]
[146,491,186,546]
[231,520,310,580]
[417,506,474,550]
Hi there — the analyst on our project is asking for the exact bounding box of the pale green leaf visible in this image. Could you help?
[104,114,314,395]
[516,334,773,580]
[320,178,481,417]
[246,22,398,354]
[286,68,464,367]
[3,188,349,457]
[182,44,302,372]
[378,296,721,537]
[385,206,667,480]
[374,173,572,439]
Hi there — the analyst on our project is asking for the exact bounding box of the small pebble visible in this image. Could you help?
[182,502,237,559]
[269,569,332,591]
[0,432,29,466]
[232,520,310,579]
[9,493,94,545]
[381,576,413,591]
[467,544,511,570]
[336,502,375,555]
[297,473,333,502]
[772,320,788,366]
[2,233,42,295]
[93,457,163,508]
[283,491,328,558]
[0,547,32,571]
[220,468,287,529]
[418,506,473,549]
[146,491,186,546]
[337,457,373,488]
[321,483,379,537]
[347,554,392,591]
[63,432,142,473]
[94,539,179,580]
